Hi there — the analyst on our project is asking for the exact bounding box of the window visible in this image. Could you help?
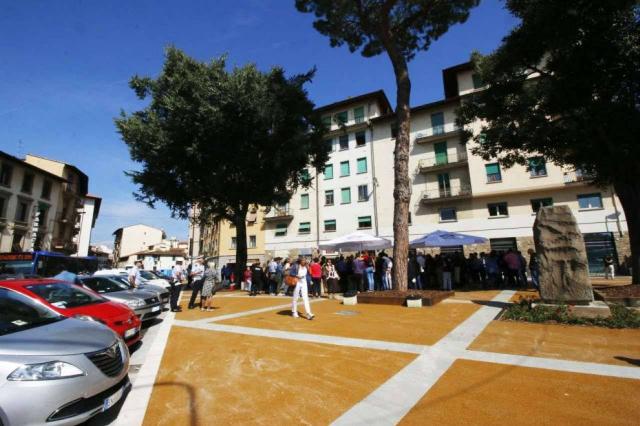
[298,222,311,234]
[357,184,368,202]
[230,237,237,249]
[391,122,398,139]
[41,180,52,200]
[485,163,502,183]
[340,161,350,177]
[300,169,312,184]
[528,157,547,177]
[440,207,457,222]
[15,199,31,223]
[36,203,49,227]
[0,194,7,218]
[300,194,309,209]
[531,197,553,213]
[488,202,509,217]
[353,106,365,123]
[325,139,333,153]
[336,111,348,124]
[578,193,603,210]
[431,112,445,135]
[275,223,287,237]
[21,173,34,194]
[355,131,366,147]
[321,115,332,129]
[339,134,349,150]
[324,219,336,232]
[358,216,372,229]
[408,211,412,225]
[324,164,333,180]
[472,73,483,89]
[325,190,334,206]
[249,235,256,249]
[357,158,367,174]
[0,163,13,187]
[341,187,351,204]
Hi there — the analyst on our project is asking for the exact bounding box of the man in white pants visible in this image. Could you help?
[291,257,315,320]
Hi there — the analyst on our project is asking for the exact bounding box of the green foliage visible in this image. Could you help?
[295,0,479,60]
[503,298,640,328]
[457,0,640,185]
[115,47,328,223]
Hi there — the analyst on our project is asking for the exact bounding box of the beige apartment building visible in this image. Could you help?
[188,206,267,268]
[112,224,165,267]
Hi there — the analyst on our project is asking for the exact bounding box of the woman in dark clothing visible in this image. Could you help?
[250,262,265,296]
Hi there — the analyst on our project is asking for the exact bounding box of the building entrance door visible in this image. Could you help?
[583,232,617,275]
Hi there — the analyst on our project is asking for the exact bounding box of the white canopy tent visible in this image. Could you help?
[318,231,392,252]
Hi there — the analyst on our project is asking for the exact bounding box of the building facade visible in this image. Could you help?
[112,224,165,267]
[0,151,65,252]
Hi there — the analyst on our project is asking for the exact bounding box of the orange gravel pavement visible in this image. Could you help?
[217,298,480,346]
[451,290,501,301]
[399,359,640,425]
[142,327,416,426]
[468,320,640,367]
[175,294,292,321]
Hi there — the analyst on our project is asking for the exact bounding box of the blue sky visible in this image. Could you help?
[0,0,518,247]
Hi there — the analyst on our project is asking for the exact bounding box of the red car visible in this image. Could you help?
[0,278,142,347]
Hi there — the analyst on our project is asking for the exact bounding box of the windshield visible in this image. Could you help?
[81,276,130,293]
[26,282,105,309]
[139,271,157,280]
[0,287,64,336]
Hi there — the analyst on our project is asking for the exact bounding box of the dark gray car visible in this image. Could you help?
[0,286,130,426]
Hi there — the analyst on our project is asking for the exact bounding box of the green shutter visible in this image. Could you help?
[336,111,348,124]
[431,112,445,135]
[340,161,350,176]
[434,142,448,165]
[353,107,364,123]
[485,163,500,175]
[341,188,351,204]
[300,194,309,209]
[324,164,333,180]
[357,158,367,174]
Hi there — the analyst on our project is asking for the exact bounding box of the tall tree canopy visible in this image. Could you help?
[116,47,328,278]
[457,0,640,283]
[296,0,479,290]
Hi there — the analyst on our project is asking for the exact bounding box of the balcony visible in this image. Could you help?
[563,170,594,185]
[415,129,462,145]
[418,151,468,173]
[263,207,294,222]
[421,184,473,204]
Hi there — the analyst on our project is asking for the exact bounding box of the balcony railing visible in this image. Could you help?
[418,151,468,172]
[415,128,462,145]
[563,170,594,184]
[264,207,294,222]
[421,184,473,204]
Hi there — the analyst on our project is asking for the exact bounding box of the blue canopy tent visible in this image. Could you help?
[410,230,487,248]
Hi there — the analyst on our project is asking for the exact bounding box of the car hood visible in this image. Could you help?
[144,279,169,287]
[0,318,118,356]
[137,283,166,294]
[104,289,158,301]
[63,301,135,319]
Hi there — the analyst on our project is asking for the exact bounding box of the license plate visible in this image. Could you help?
[151,306,160,312]
[124,327,138,339]
[103,386,124,412]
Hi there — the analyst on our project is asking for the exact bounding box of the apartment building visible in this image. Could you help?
[112,224,165,267]
[129,238,188,270]
[263,90,393,258]
[0,151,65,252]
[189,206,268,267]
[24,154,101,256]
[371,62,628,274]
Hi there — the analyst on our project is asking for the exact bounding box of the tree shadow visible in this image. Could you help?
[614,356,640,367]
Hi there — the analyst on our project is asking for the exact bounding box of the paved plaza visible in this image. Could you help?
[115,287,640,425]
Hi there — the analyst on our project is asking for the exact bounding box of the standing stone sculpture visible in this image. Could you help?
[533,206,593,304]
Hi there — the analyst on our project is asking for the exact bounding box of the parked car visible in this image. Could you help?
[0,286,131,426]
[93,269,171,303]
[78,276,165,322]
[106,274,170,306]
[1,278,141,347]
[140,270,171,289]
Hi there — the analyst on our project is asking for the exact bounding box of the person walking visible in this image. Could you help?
[200,265,217,311]
[323,259,340,298]
[309,258,322,298]
[604,255,615,279]
[169,261,184,312]
[187,257,205,309]
[528,249,540,289]
[290,257,315,320]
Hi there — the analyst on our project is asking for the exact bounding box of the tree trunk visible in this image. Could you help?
[613,182,640,284]
[388,54,412,291]
[233,208,248,286]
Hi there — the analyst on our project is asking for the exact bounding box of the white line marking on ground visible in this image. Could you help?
[190,298,327,324]
[173,320,426,354]
[331,290,515,426]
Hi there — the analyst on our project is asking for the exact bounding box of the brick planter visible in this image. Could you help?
[357,290,453,307]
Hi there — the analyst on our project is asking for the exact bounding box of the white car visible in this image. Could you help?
[94,269,170,290]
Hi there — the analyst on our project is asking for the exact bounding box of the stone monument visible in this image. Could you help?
[533,205,593,305]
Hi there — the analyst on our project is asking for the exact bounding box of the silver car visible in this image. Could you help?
[0,286,130,426]
[93,272,170,306]
[78,276,164,322]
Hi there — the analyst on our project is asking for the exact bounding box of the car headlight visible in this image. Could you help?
[8,361,85,381]
[73,314,106,324]
[125,299,145,308]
